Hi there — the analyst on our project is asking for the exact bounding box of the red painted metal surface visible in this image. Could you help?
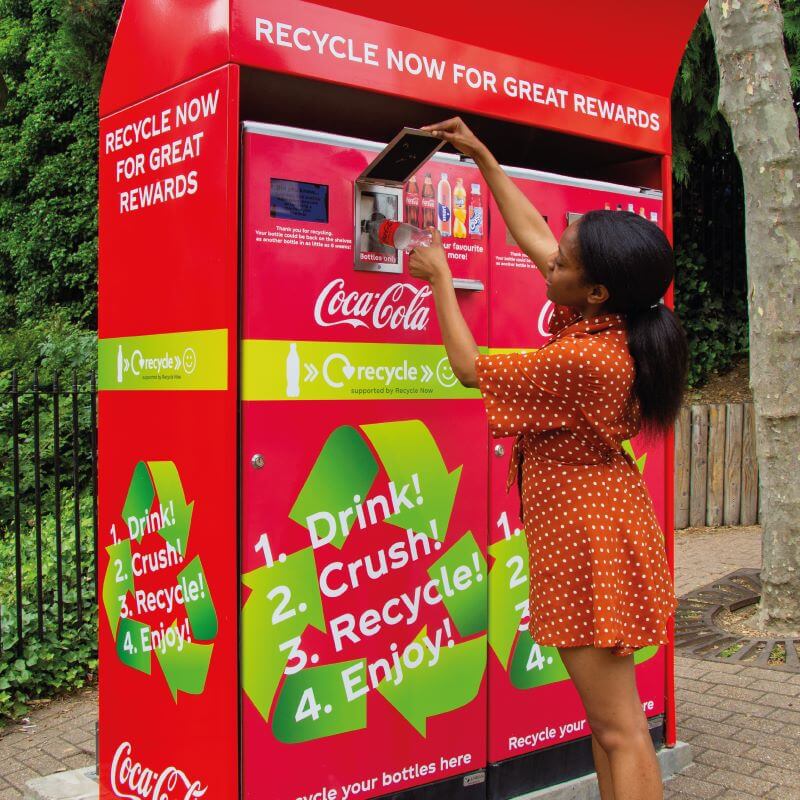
[100,1,707,147]
[316,0,708,100]
[661,153,678,749]
[97,65,241,798]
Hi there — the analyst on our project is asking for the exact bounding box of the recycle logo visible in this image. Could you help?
[488,437,657,687]
[241,420,487,742]
[102,461,218,701]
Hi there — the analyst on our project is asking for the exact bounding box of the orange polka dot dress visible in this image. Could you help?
[475,304,677,657]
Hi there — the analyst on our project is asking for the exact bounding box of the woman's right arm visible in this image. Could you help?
[422,117,558,279]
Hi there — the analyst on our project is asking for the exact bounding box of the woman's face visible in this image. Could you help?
[545,221,609,311]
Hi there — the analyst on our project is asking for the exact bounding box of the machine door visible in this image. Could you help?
[485,174,668,770]
[239,124,490,800]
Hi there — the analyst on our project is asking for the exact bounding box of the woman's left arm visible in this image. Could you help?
[407,229,479,388]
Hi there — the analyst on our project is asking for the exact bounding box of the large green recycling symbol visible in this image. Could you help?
[102,461,218,701]
[242,420,487,741]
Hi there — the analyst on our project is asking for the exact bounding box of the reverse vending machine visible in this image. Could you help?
[97,2,707,798]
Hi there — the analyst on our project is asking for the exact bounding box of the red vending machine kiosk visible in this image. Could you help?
[97,2,707,799]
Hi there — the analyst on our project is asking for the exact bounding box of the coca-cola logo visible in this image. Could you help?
[314,278,432,331]
[110,741,207,800]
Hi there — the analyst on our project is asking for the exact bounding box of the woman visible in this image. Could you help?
[409,118,688,800]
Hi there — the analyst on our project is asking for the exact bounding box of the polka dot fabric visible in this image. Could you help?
[475,304,677,657]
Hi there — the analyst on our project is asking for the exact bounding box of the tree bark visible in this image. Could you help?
[705,0,800,633]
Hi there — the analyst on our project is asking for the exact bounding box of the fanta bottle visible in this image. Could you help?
[453,178,467,238]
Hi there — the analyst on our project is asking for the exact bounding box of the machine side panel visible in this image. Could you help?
[97,65,240,799]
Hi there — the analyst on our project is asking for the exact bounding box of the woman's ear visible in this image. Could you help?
[587,284,610,306]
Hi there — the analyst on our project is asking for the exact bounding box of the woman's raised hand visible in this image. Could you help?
[421,117,487,161]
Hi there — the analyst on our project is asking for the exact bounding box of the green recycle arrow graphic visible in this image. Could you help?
[241,547,326,722]
[148,461,194,554]
[154,620,214,701]
[622,439,647,473]
[116,617,151,675]
[178,555,218,640]
[102,538,134,637]
[101,460,218,703]
[487,532,529,669]
[289,426,379,550]
[122,462,155,538]
[377,627,486,736]
[427,531,487,637]
[361,420,461,540]
[272,660,368,743]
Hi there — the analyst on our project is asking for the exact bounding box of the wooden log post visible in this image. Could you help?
[740,403,759,525]
[674,406,691,529]
[723,403,744,525]
[706,404,726,526]
[689,405,709,527]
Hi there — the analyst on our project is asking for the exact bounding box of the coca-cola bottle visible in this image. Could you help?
[421,173,436,229]
[405,176,420,228]
[362,218,433,251]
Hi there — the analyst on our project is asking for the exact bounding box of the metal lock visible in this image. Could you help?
[251,454,265,469]
[494,444,505,457]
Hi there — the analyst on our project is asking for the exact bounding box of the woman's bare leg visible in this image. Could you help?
[592,732,616,800]
[558,646,662,800]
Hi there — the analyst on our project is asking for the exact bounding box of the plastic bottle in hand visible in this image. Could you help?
[363,218,433,251]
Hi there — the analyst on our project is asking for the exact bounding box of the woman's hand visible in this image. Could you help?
[408,228,451,286]
[421,117,487,161]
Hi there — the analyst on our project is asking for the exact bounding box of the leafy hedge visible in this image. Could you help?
[0,493,96,723]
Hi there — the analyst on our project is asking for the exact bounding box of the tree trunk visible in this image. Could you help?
[706,0,800,634]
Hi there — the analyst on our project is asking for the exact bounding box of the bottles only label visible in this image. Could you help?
[438,203,451,222]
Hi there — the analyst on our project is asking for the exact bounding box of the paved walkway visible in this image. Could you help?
[664,525,800,800]
[1,524,796,800]
[0,688,95,799]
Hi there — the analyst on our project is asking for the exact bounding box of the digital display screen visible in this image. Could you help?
[363,132,442,184]
[270,178,329,223]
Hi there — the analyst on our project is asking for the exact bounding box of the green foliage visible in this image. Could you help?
[781,0,800,99]
[674,241,749,387]
[0,308,97,536]
[671,13,731,185]
[0,493,96,723]
[0,0,121,330]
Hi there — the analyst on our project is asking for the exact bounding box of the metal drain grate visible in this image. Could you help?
[675,568,800,673]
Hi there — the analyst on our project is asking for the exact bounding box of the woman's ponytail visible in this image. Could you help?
[576,210,689,435]
[625,303,689,435]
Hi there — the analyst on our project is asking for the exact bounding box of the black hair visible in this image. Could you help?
[576,210,688,436]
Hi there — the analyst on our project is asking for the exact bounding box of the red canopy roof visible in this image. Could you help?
[100,0,706,148]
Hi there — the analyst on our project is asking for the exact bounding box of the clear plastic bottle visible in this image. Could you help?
[363,218,432,251]
[286,343,300,398]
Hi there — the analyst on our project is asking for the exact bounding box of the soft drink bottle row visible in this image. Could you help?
[405,173,483,239]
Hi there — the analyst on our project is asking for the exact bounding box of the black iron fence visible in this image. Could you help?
[0,370,97,656]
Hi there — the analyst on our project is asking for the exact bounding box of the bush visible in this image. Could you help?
[674,240,749,388]
[0,493,96,723]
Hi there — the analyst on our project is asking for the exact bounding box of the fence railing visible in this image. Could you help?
[0,370,97,656]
